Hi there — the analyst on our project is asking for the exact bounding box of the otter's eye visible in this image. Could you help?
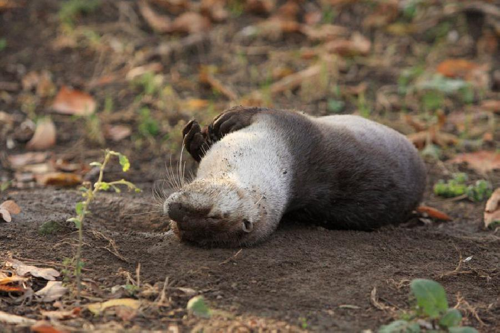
[242,219,253,233]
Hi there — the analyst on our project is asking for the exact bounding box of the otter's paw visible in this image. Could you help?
[209,106,264,140]
[182,120,210,162]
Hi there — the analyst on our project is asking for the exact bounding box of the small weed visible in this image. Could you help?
[357,92,370,118]
[321,5,337,24]
[85,114,105,145]
[299,317,308,329]
[434,173,492,202]
[327,99,345,113]
[138,107,160,137]
[132,72,163,96]
[59,0,101,27]
[39,221,63,235]
[0,38,6,51]
[1,180,12,192]
[379,279,478,333]
[67,149,140,298]
[227,0,244,17]
[103,96,113,114]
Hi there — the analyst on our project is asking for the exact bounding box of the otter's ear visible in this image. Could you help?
[182,120,211,162]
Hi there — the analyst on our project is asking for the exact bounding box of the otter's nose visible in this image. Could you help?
[167,202,211,223]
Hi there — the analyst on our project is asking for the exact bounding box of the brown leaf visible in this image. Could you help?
[171,12,211,34]
[363,0,399,28]
[8,152,49,168]
[0,208,11,222]
[304,11,322,26]
[52,86,96,116]
[87,298,141,315]
[26,118,56,150]
[325,32,371,56]
[6,259,60,281]
[417,206,452,221]
[181,98,210,111]
[41,308,81,320]
[480,99,500,113]
[245,0,276,15]
[139,0,172,33]
[31,321,68,333]
[105,125,132,142]
[199,67,238,100]
[0,284,25,293]
[301,24,348,42]
[36,172,82,187]
[449,151,500,175]
[151,0,190,14]
[1,200,21,215]
[484,188,500,228]
[36,281,68,302]
[200,0,229,22]
[436,59,479,78]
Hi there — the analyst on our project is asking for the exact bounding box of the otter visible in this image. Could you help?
[164,106,426,247]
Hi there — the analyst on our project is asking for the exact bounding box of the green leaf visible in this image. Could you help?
[448,327,478,333]
[439,309,462,328]
[410,279,448,318]
[75,202,84,215]
[98,182,110,191]
[378,320,420,333]
[67,217,81,228]
[118,153,130,172]
[187,296,211,318]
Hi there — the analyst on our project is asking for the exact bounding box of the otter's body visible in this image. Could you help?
[164,108,426,247]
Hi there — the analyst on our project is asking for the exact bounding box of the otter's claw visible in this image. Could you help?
[210,106,264,140]
[182,120,210,162]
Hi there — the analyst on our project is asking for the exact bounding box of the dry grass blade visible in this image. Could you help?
[370,287,396,312]
[269,64,321,96]
[417,205,452,221]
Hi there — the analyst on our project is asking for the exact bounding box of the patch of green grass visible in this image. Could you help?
[299,317,308,329]
[39,221,63,235]
[0,38,7,51]
[138,107,159,137]
[434,173,492,202]
[132,72,163,96]
[327,99,345,113]
[59,0,101,27]
[379,279,478,333]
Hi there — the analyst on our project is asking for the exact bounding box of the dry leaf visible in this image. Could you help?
[363,0,399,28]
[199,67,238,100]
[0,200,21,223]
[105,125,132,142]
[41,308,81,320]
[325,32,371,56]
[8,152,49,168]
[436,59,480,78]
[171,12,211,34]
[87,298,141,315]
[151,0,190,14]
[126,63,163,80]
[52,86,96,116]
[200,0,229,22]
[31,321,68,333]
[36,281,68,302]
[26,118,56,150]
[182,98,210,111]
[484,188,500,228]
[245,0,276,15]
[0,273,27,293]
[139,0,172,33]
[0,310,36,326]
[6,259,60,281]
[36,172,82,187]
[301,24,348,42]
[480,99,500,113]
[449,151,500,175]
[417,206,452,221]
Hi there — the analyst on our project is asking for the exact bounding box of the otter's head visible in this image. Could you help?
[163,179,275,247]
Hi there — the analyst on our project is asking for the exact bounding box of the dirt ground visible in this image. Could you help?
[1,0,500,332]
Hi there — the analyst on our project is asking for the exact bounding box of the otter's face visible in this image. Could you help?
[163,179,272,247]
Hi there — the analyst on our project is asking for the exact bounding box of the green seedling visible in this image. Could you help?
[67,149,140,298]
[39,221,63,236]
[434,173,492,202]
[0,38,6,51]
[132,72,163,96]
[138,107,160,138]
[59,0,101,27]
[187,296,211,318]
[379,279,478,333]
[327,99,345,113]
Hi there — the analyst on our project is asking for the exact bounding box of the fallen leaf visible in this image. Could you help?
[437,59,480,78]
[407,127,459,150]
[417,206,452,221]
[41,308,81,320]
[105,125,132,142]
[126,63,163,81]
[245,0,276,15]
[181,98,210,111]
[8,152,49,168]
[199,67,238,100]
[36,281,68,302]
[449,151,500,175]
[480,99,500,113]
[151,0,190,14]
[52,86,96,116]
[87,298,141,315]
[26,118,56,150]
[6,259,60,281]
[325,32,371,56]
[0,200,21,223]
[200,0,229,22]
[485,188,500,229]
[304,11,322,26]
[31,321,68,333]
[170,12,211,34]
[0,310,36,326]
[36,172,82,187]
[139,0,172,33]
[363,0,399,28]
[301,24,348,42]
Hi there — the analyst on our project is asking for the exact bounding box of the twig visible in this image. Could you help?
[219,249,243,265]
[90,230,129,263]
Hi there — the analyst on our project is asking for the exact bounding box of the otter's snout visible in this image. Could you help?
[167,201,212,222]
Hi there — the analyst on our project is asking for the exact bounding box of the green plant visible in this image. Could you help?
[138,107,160,137]
[132,72,163,96]
[59,0,101,26]
[39,221,63,235]
[67,150,140,298]
[299,317,309,329]
[434,173,492,202]
[379,279,478,333]
[0,180,12,192]
[0,38,6,51]
[327,99,345,113]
